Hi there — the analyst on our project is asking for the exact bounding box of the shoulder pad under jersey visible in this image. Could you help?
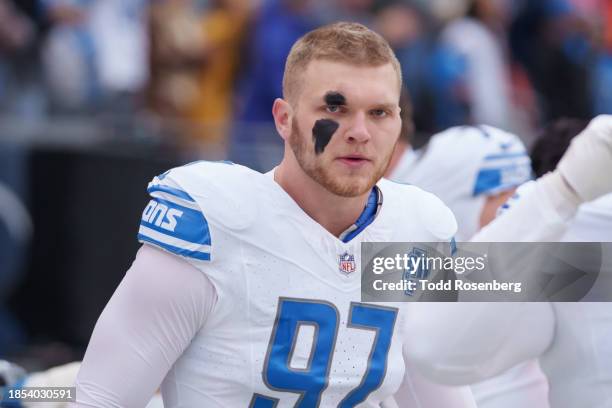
[380,179,458,241]
[137,161,261,262]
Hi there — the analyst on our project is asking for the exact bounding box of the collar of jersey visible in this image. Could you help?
[338,186,381,243]
[266,168,384,244]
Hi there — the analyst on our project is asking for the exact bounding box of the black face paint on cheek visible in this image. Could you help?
[324,91,346,106]
[312,119,339,154]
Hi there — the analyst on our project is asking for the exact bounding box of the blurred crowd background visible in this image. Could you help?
[2,0,612,148]
[1,0,612,370]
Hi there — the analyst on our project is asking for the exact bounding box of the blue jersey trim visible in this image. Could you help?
[473,165,532,196]
[148,184,196,202]
[140,197,211,246]
[139,218,211,247]
[341,187,379,243]
[138,234,211,261]
[483,152,528,161]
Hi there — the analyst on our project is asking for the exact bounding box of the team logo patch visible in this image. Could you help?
[338,252,356,275]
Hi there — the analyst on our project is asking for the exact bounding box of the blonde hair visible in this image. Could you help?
[283,22,402,105]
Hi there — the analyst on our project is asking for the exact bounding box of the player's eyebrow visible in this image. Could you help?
[372,103,397,111]
[324,91,346,106]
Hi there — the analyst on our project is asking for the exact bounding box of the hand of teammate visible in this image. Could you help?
[557,114,612,203]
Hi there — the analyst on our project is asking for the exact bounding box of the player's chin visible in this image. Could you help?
[330,173,377,197]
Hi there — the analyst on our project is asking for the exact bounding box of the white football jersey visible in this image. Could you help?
[136,161,457,407]
[390,125,532,241]
[562,194,612,242]
[539,194,612,408]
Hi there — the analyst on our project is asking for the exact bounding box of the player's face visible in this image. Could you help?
[289,60,402,197]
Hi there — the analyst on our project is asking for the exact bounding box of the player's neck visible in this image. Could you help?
[274,162,371,238]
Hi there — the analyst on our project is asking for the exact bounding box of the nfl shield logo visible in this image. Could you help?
[338,252,356,275]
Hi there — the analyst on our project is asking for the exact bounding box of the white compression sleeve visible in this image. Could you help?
[471,172,581,243]
[470,360,550,408]
[393,358,477,408]
[74,245,217,408]
[557,114,612,203]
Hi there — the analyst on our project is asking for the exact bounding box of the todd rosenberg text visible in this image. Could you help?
[372,279,523,293]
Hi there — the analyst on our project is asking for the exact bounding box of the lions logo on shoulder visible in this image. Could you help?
[338,252,356,275]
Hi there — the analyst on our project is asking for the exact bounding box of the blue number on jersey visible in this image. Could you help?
[262,298,339,407]
[249,393,279,408]
[339,303,398,407]
[252,298,398,407]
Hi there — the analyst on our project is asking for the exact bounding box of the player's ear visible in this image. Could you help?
[272,98,293,141]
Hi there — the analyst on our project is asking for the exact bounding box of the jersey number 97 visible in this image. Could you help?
[250,298,398,407]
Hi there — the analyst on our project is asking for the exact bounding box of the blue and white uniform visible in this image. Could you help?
[394,119,612,408]
[391,125,549,408]
[391,125,532,241]
[75,161,477,408]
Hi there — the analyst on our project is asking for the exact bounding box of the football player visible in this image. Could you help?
[388,124,549,408]
[74,22,476,407]
[74,18,612,406]
[400,115,612,408]
[529,119,612,408]
[389,124,533,241]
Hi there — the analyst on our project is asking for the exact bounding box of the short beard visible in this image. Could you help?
[288,118,391,197]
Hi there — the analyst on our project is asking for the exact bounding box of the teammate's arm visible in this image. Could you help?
[392,359,477,408]
[74,245,216,407]
[400,302,555,386]
[398,116,612,387]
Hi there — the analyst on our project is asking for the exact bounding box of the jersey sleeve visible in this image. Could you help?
[401,302,555,385]
[137,171,212,262]
[413,187,459,242]
[394,359,477,408]
[136,161,260,263]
